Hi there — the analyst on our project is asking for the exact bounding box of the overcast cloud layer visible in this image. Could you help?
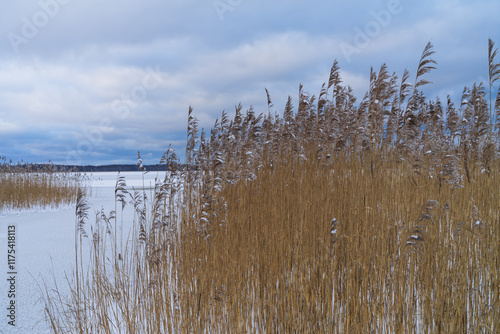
[1,0,499,165]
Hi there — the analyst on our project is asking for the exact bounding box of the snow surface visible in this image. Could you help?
[0,171,163,334]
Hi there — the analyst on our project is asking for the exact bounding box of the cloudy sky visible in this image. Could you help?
[1,0,499,165]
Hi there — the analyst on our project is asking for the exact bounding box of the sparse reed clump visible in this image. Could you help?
[45,40,500,333]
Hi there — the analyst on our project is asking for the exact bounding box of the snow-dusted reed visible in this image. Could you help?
[44,39,500,332]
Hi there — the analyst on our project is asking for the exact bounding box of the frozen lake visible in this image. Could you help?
[0,171,164,333]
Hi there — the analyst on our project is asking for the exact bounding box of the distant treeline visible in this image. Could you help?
[64,164,167,172]
[1,158,186,173]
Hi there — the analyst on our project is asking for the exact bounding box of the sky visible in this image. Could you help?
[0,0,499,165]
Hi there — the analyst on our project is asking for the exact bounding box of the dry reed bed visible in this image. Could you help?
[178,152,499,333]
[44,40,500,333]
[47,153,499,333]
[0,158,81,211]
